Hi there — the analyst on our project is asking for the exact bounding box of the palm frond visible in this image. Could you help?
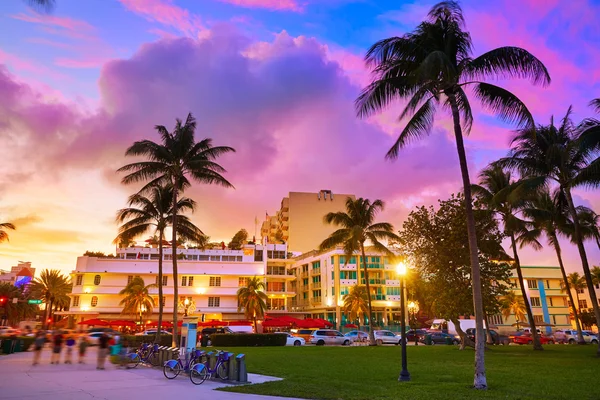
[473,82,534,128]
[386,97,435,160]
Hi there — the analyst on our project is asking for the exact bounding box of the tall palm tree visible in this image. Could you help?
[590,98,600,113]
[591,266,600,287]
[318,197,399,345]
[342,285,369,332]
[119,277,156,323]
[0,221,15,243]
[355,1,549,386]
[237,277,267,333]
[522,190,586,344]
[574,207,600,251]
[472,165,543,350]
[501,107,600,355]
[499,291,526,330]
[561,272,587,330]
[29,269,71,329]
[115,184,204,341]
[118,113,235,345]
[0,283,37,325]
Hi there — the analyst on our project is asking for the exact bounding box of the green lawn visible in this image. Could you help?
[219,345,598,400]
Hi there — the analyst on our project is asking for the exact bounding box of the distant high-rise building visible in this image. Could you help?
[0,261,35,287]
[261,190,356,253]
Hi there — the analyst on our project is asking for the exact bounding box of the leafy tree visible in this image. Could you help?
[118,113,235,346]
[29,269,71,329]
[26,0,55,13]
[0,221,15,244]
[319,197,399,345]
[592,266,600,287]
[397,194,512,349]
[228,229,249,250]
[472,165,544,350]
[119,276,156,323]
[561,272,587,329]
[499,291,526,330]
[574,207,600,250]
[579,310,597,330]
[0,283,37,325]
[237,277,267,333]
[342,285,369,331]
[115,184,203,340]
[83,251,115,258]
[501,107,600,355]
[355,1,549,386]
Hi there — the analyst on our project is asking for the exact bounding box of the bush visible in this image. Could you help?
[122,334,172,348]
[211,333,286,347]
[0,336,35,352]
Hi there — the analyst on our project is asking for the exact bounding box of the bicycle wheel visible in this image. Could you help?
[163,362,182,379]
[217,362,229,381]
[127,353,142,368]
[149,352,160,367]
[190,364,210,385]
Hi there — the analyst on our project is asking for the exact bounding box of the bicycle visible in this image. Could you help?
[163,349,205,379]
[128,343,160,368]
[189,350,231,385]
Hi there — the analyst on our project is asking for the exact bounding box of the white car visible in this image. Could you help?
[310,329,352,346]
[0,327,22,336]
[281,333,305,346]
[374,330,402,345]
[87,332,112,345]
[563,330,598,344]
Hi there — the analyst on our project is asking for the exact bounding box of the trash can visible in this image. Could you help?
[425,335,432,345]
[206,351,216,370]
[14,339,23,352]
[227,353,237,381]
[445,336,452,345]
[200,335,209,348]
[236,353,247,383]
[2,339,13,354]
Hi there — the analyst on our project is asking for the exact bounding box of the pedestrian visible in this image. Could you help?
[118,337,130,369]
[78,336,89,364]
[50,330,64,364]
[97,331,110,370]
[65,335,76,364]
[32,331,46,366]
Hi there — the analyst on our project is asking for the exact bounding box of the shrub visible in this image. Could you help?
[122,334,173,348]
[0,336,35,352]
[211,333,286,347]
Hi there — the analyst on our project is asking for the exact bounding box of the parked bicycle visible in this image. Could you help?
[128,343,160,368]
[163,349,205,379]
[189,350,231,385]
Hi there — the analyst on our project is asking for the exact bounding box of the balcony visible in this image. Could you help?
[385,279,400,286]
[370,295,386,301]
[361,278,385,285]
[340,279,357,286]
[340,263,357,270]
[312,281,322,289]
[312,297,322,305]
[301,271,309,278]
[311,268,321,275]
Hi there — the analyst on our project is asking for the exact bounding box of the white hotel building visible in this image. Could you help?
[66,244,297,324]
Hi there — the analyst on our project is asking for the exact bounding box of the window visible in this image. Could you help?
[546,280,550,289]
[208,297,220,307]
[72,296,80,307]
[312,276,321,283]
[386,287,400,296]
[156,276,168,286]
[94,275,101,285]
[182,276,187,287]
[579,299,588,309]
[210,256,220,261]
[527,280,537,289]
[127,276,134,284]
[91,296,98,307]
[188,276,194,286]
[577,288,585,294]
[340,287,349,296]
[209,277,221,287]
[198,255,210,261]
[75,275,83,286]
[164,254,172,260]
[239,277,249,287]
[552,315,557,325]
[488,314,503,325]
[533,315,544,323]
[312,289,321,298]
[530,297,541,307]
[312,261,320,270]
[548,298,553,307]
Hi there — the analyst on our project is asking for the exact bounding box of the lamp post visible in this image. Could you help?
[139,304,146,326]
[408,301,419,346]
[396,262,410,382]
[184,298,190,317]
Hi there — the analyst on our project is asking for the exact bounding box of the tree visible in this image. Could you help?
[0,283,37,325]
[118,113,235,346]
[318,197,399,346]
[561,272,587,328]
[29,269,71,329]
[0,221,15,244]
[228,229,249,250]
[592,266,600,287]
[237,277,267,332]
[501,107,600,355]
[115,184,203,341]
[25,0,55,13]
[355,1,549,387]
[579,310,598,330]
[472,165,544,350]
[342,285,369,331]
[575,207,600,251]
[522,189,586,344]
[499,291,526,330]
[398,194,512,349]
[119,277,156,323]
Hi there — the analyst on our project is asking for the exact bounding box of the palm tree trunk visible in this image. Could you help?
[564,187,600,356]
[360,244,375,346]
[171,181,179,348]
[552,234,585,344]
[483,309,493,344]
[155,229,164,343]
[44,298,51,329]
[510,233,543,350]
[448,95,486,389]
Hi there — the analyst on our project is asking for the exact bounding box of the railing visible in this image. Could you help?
[311,268,321,275]
[361,278,385,285]
[370,295,386,301]
[312,282,322,289]
[312,297,322,304]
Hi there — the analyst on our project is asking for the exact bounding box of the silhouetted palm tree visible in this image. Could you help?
[561,272,587,333]
[118,113,235,345]
[0,221,15,244]
[237,277,267,333]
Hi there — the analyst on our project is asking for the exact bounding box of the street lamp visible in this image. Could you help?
[139,304,146,326]
[407,301,420,346]
[184,298,190,317]
[396,262,410,382]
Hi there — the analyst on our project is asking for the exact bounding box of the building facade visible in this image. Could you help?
[261,190,356,253]
[0,262,35,287]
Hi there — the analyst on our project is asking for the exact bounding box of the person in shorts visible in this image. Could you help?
[79,336,89,364]
[32,331,46,366]
[97,331,110,370]
[50,331,63,364]
[65,335,76,364]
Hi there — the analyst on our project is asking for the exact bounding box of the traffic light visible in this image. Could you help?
[0,297,7,305]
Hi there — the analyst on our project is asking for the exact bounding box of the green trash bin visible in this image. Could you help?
[445,336,452,345]
[2,339,14,354]
[425,335,432,345]
[14,339,22,352]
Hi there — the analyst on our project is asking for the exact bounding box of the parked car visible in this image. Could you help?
[292,329,317,342]
[87,331,113,345]
[563,330,598,344]
[278,332,305,346]
[465,329,510,345]
[0,327,21,336]
[511,332,554,345]
[199,327,230,346]
[420,332,460,345]
[344,330,369,343]
[404,329,428,343]
[135,329,172,336]
[310,329,351,346]
[374,330,402,345]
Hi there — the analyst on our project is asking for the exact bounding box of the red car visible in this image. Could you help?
[511,332,555,345]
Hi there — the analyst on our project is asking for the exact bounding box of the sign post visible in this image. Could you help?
[28,299,42,304]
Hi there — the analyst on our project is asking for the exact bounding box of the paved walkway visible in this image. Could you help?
[0,346,302,400]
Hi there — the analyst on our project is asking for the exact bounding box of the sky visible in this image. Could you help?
[0,0,599,276]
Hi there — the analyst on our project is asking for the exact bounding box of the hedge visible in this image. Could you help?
[0,336,35,352]
[211,333,286,347]
[121,334,173,348]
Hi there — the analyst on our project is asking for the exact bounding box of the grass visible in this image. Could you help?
[218,345,598,400]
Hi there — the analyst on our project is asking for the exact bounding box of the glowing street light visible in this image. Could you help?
[184,298,190,317]
[396,262,410,382]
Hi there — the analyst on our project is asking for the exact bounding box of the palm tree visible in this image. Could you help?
[237,277,267,332]
[501,107,600,355]
[561,272,587,330]
[118,113,235,346]
[0,283,37,325]
[115,184,204,341]
[0,221,15,243]
[119,276,156,324]
[575,207,600,251]
[355,1,549,386]
[318,197,399,345]
[590,98,600,113]
[29,269,72,329]
[25,0,55,12]
[472,165,543,350]
[499,291,526,330]
[342,285,369,332]
[592,266,600,287]
[522,190,586,344]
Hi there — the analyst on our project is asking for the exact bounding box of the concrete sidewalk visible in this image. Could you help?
[0,346,302,400]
